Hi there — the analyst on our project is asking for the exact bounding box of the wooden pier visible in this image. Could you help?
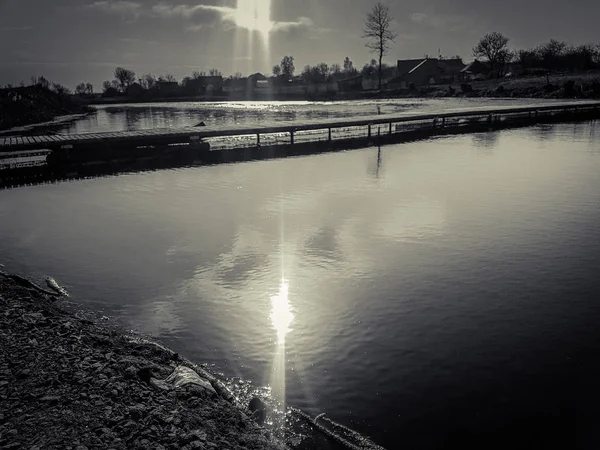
[1,100,599,187]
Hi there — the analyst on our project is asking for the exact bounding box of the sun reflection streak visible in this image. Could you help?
[270,279,293,345]
[269,277,293,431]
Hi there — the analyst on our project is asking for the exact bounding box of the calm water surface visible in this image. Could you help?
[1,121,600,448]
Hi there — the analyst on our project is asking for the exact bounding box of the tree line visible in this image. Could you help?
[473,32,600,78]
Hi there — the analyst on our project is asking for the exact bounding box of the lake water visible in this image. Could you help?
[59,97,562,134]
[1,108,600,448]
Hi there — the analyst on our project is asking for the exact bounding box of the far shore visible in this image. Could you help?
[90,71,600,105]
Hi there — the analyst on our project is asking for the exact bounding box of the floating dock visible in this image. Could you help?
[1,101,599,187]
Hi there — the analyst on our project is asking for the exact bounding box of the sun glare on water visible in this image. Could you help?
[234,0,273,35]
[270,279,293,345]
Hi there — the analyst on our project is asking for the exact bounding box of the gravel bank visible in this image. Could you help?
[0,274,287,450]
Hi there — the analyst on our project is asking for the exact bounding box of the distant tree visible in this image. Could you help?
[330,63,342,76]
[280,56,295,78]
[140,73,157,90]
[537,39,566,73]
[51,83,71,96]
[102,81,113,93]
[362,2,397,90]
[317,63,329,79]
[85,82,93,95]
[75,82,87,95]
[497,49,514,76]
[208,68,222,77]
[157,73,177,83]
[361,59,378,77]
[272,65,282,77]
[31,75,50,89]
[473,32,510,77]
[343,57,355,74]
[181,76,192,87]
[568,44,596,71]
[300,65,311,81]
[114,67,136,92]
[192,70,206,79]
[594,44,600,66]
[232,71,243,79]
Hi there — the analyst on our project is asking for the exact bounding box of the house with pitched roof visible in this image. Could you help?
[388,57,465,89]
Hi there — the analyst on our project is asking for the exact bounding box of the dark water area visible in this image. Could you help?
[1,121,600,449]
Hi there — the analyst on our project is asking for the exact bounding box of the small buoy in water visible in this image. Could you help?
[195,121,206,127]
[248,397,267,425]
[45,277,69,297]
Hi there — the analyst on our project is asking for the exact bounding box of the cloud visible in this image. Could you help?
[151,3,209,18]
[86,2,316,35]
[271,16,313,32]
[86,1,142,20]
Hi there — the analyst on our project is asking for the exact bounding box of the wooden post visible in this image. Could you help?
[441,117,446,128]
[389,122,392,135]
[368,124,371,139]
[328,128,332,142]
[257,133,260,147]
[290,130,294,145]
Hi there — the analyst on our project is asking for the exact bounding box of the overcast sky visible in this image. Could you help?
[0,0,598,89]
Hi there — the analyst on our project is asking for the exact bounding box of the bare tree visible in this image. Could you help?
[140,73,157,90]
[280,56,295,78]
[232,72,243,79]
[208,68,222,77]
[192,70,206,79]
[473,32,510,77]
[362,2,396,90]
[158,73,176,83]
[85,82,93,95]
[114,67,136,92]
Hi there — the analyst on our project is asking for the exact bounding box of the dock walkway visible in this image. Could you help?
[1,101,599,153]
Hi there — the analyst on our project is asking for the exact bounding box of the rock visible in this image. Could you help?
[124,366,138,379]
[189,441,205,449]
[248,397,267,426]
[3,443,21,449]
[128,405,147,421]
[40,395,60,404]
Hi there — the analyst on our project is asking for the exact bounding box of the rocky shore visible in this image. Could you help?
[0,274,287,450]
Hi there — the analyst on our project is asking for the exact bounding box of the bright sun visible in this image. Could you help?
[234,0,273,34]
